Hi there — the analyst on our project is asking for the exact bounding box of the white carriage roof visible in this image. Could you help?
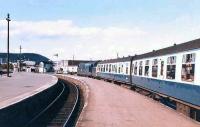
[99,56,132,64]
[134,38,200,60]
[99,38,200,64]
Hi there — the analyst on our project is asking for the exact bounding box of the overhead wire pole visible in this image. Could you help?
[117,52,119,58]
[19,45,22,72]
[72,54,74,74]
[72,54,74,65]
[6,13,11,77]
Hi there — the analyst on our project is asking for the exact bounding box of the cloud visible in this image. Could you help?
[0,20,147,60]
[0,17,199,61]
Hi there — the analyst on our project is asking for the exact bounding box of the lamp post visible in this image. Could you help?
[6,13,11,77]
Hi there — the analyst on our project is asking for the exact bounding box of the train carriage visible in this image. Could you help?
[79,38,200,121]
[96,57,132,84]
[131,39,200,108]
[77,61,99,77]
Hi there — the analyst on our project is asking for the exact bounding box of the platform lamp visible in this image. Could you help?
[6,13,11,77]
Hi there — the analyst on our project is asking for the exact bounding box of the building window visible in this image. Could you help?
[139,61,143,76]
[152,59,158,77]
[166,56,176,79]
[145,60,149,76]
[181,53,195,82]
[134,62,137,75]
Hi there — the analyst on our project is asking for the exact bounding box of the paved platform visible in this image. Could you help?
[0,72,58,109]
[67,76,200,127]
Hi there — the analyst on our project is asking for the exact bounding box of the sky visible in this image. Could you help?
[0,0,200,60]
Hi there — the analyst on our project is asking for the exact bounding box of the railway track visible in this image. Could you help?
[25,80,80,127]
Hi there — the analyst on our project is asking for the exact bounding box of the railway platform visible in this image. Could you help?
[64,75,200,127]
[0,72,58,109]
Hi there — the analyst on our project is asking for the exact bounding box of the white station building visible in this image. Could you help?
[55,60,91,74]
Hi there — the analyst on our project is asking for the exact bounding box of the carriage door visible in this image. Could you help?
[159,60,164,79]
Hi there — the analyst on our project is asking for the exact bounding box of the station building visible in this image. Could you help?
[55,60,92,74]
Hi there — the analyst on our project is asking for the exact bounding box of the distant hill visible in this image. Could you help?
[0,53,50,63]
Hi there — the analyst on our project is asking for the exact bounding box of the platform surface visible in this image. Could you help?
[0,72,58,109]
[68,76,200,127]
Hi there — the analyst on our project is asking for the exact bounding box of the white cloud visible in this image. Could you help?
[0,17,199,61]
[0,20,147,60]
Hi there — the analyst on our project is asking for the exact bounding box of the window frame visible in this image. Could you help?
[152,59,158,78]
[144,60,149,76]
[166,56,176,80]
[139,61,143,76]
[181,53,195,82]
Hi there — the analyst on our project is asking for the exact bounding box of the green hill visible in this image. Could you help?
[0,53,50,63]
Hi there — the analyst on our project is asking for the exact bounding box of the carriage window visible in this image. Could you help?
[134,62,138,75]
[109,64,111,72]
[126,63,128,74]
[152,59,158,77]
[145,60,149,76]
[115,65,117,73]
[181,53,195,82]
[126,67,128,74]
[121,65,123,73]
[118,66,121,73]
[139,61,143,76]
[160,61,164,76]
[132,64,134,74]
[166,56,176,79]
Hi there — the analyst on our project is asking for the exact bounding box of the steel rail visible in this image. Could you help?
[63,82,79,127]
[25,81,66,127]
